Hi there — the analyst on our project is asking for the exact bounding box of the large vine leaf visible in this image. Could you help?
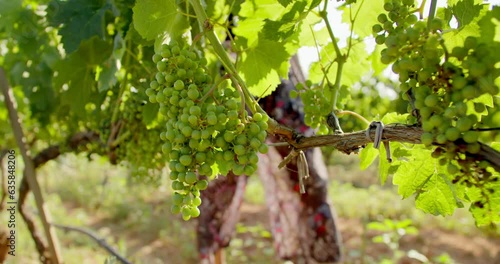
[53,37,113,115]
[448,0,484,28]
[132,0,189,41]
[393,149,464,216]
[49,0,115,54]
[238,39,291,97]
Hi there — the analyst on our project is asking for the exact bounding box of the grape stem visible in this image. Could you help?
[110,130,131,148]
[229,75,247,121]
[319,1,345,111]
[427,0,438,29]
[198,74,230,103]
[336,110,370,125]
[417,0,427,19]
[111,39,131,124]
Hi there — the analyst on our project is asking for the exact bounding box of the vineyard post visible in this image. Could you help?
[0,67,63,263]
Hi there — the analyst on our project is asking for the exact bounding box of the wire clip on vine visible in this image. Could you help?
[366,121,392,163]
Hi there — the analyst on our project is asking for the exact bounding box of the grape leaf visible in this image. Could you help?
[393,149,462,216]
[448,0,484,28]
[442,4,489,50]
[359,144,378,170]
[478,6,500,43]
[466,179,500,226]
[97,59,118,92]
[415,173,464,216]
[340,0,385,39]
[49,0,114,54]
[132,0,188,41]
[298,21,330,47]
[393,149,435,199]
[466,93,493,120]
[142,102,159,126]
[309,41,371,93]
[378,141,396,184]
[234,0,286,46]
[53,37,113,115]
[262,1,308,42]
[0,0,22,32]
[277,0,293,7]
[238,39,291,97]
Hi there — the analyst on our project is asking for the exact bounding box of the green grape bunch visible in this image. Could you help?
[114,90,168,182]
[291,81,332,134]
[373,0,499,179]
[147,41,269,220]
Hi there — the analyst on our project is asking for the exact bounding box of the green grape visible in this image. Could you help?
[179,155,192,166]
[190,207,201,217]
[372,24,384,34]
[185,172,197,184]
[474,102,485,113]
[182,210,192,221]
[421,132,434,146]
[172,193,184,205]
[195,180,208,190]
[171,205,181,214]
[455,102,467,116]
[463,131,478,143]
[384,2,394,11]
[375,35,386,45]
[224,131,235,142]
[192,197,202,207]
[464,36,477,50]
[466,143,480,154]
[153,54,163,63]
[447,163,459,174]
[174,80,185,90]
[207,114,218,125]
[429,18,443,31]
[429,115,442,127]
[405,14,418,25]
[234,145,246,156]
[461,85,476,99]
[258,144,269,154]
[451,47,468,60]
[469,63,486,78]
[424,94,439,107]
[456,118,473,132]
[445,127,460,141]
[436,134,447,144]
[377,13,388,23]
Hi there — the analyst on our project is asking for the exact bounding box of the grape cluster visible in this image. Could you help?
[373,0,499,172]
[290,81,331,134]
[114,90,168,182]
[147,41,269,220]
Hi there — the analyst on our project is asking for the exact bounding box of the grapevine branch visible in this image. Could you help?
[274,125,500,173]
[319,0,346,110]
